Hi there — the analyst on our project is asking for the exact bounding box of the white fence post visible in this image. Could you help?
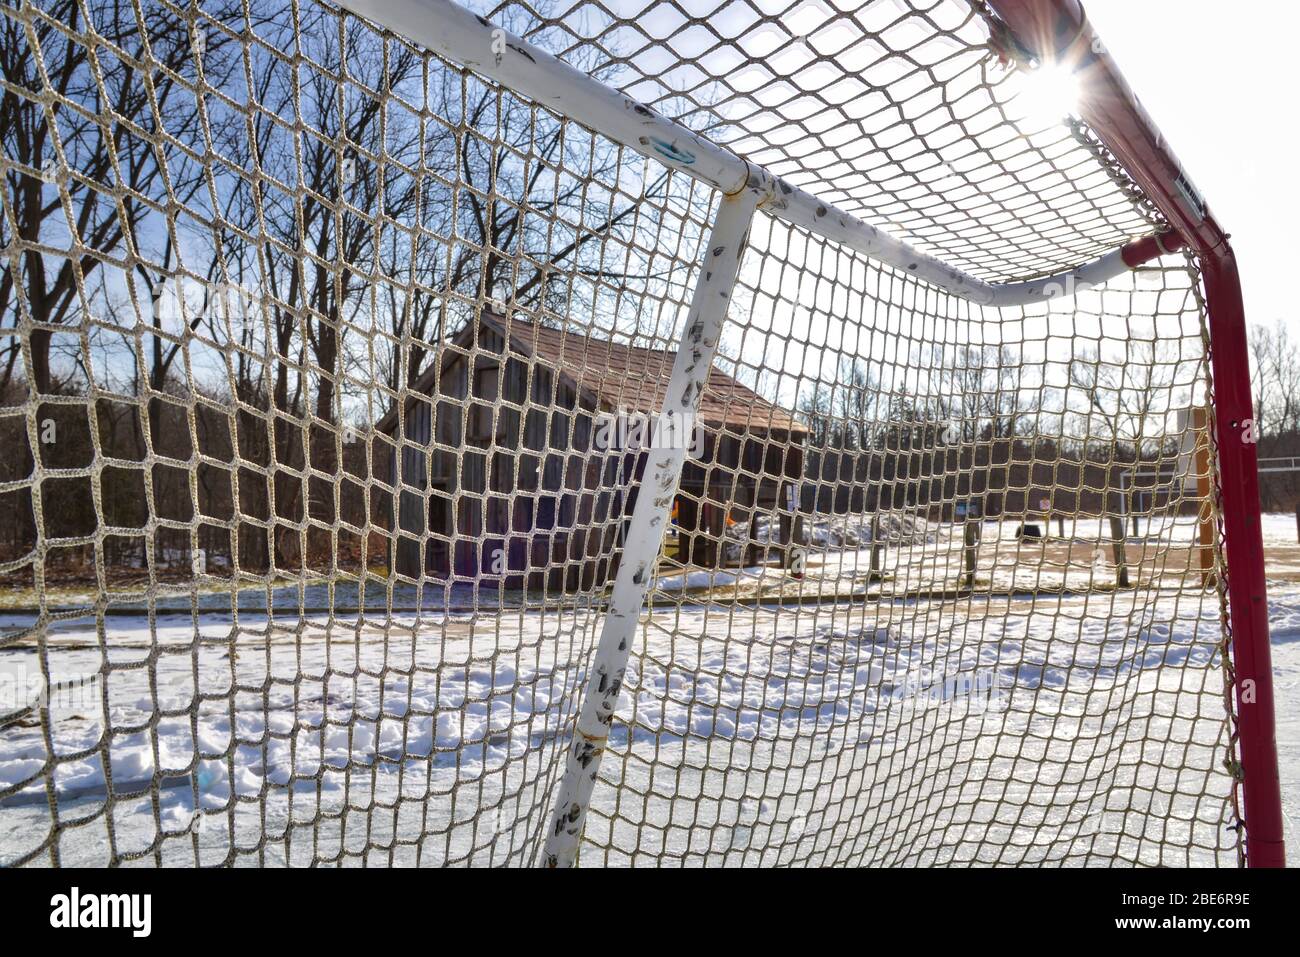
[542,186,761,867]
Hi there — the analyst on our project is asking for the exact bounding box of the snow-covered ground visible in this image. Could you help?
[1271,591,1300,858]
[2,517,1297,867]
[1264,509,1300,855]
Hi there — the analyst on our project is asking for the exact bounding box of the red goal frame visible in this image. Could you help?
[987,0,1284,868]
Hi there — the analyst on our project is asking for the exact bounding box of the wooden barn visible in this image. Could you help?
[376,310,807,589]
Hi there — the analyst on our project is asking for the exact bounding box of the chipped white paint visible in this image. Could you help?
[338,0,1154,307]
[539,186,760,867]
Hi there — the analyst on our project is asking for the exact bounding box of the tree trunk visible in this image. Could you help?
[1108,512,1130,588]
[963,517,980,589]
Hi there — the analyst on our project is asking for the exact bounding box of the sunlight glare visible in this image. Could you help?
[1013,63,1081,127]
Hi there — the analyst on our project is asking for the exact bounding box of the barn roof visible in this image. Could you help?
[380,311,808,436]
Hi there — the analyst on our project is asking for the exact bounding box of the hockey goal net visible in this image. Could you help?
[0,0,1280,866]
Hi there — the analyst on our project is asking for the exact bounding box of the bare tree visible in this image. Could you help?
[0,0,239,396]
[1065,327,1198,578]
[1250,319,1300,510]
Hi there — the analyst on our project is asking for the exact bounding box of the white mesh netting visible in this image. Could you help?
[0,0,1241,866]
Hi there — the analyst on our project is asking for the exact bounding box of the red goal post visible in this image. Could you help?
[985,0,1283,868]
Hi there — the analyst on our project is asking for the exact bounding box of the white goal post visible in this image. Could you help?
[0,0,1282,868]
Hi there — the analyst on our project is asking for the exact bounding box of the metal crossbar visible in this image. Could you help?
[342,0,1176,308]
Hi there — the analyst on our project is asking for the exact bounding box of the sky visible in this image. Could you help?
[1085,0,1300,339]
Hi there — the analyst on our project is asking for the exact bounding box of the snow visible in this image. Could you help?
[2,517,1298,867]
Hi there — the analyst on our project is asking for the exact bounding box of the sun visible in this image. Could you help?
[1012,62,1081,127]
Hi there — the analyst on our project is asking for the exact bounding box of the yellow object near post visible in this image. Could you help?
[1193,406,1215,585]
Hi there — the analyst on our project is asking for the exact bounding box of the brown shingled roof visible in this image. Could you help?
[382,311,807,436]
